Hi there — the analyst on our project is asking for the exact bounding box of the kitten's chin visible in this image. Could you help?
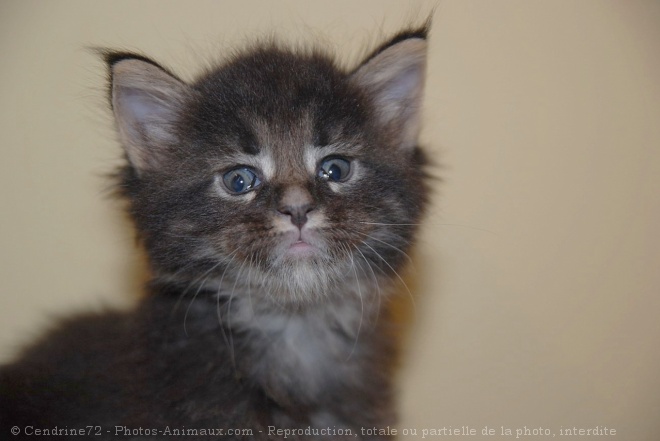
[265,243,351,304]
[285,240,316,257]
[279,228,323,260]
[268,260,349,304]
[204,231,351,304]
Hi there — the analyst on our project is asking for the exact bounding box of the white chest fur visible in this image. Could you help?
[229,293,376,404]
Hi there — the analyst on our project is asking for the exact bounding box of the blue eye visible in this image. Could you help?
[222,167,261,194]
[318,157,351,182]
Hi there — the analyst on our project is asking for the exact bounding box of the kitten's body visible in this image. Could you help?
[1,26,430,440]
[3,292,393,438]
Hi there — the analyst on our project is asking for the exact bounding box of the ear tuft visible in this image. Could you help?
[351,27,429,151]
[106,54,188,174]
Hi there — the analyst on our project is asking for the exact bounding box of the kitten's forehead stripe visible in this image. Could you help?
[237,124,260,155]
[249,113,317,182]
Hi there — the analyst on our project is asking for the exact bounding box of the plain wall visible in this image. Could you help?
[1,1,659,439]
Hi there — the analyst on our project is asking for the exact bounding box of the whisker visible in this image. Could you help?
[434,223,498,235]
[215,249,239,369]
[166,260,198,283]
[360,241,416,313]
[183,260,223,336]
[354,245,382,323]
[346,246,363,361]
[358,220,498,235]
[227,256,250,370]
[246,251,256,317]
[357,221,424,226]
[354,231,414,266]
[173,259,223,319]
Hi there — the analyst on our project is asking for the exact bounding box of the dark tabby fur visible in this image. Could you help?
[1,25,430,440]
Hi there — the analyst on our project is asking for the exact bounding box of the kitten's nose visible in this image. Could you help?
[279,204,315,229]
[277,186,316,228]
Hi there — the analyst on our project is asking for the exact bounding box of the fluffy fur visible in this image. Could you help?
[1,25,431,440]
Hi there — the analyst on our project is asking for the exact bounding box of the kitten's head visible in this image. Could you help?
[107,26,430,304]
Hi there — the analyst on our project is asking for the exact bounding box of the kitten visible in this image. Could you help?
[1,24,430,440]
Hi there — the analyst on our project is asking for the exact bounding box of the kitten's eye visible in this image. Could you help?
[317,157,351,182]
[222,167,262,194]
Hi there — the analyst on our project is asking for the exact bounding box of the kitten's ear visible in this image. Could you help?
[107,54,189,173]
[351,28,428,151]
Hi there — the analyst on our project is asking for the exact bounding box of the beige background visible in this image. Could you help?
[1,0,659,439]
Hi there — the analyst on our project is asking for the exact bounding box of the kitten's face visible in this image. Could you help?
[109,32,429,304]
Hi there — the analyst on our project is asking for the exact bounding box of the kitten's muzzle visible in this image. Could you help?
[277,185,317,228]
[278,203,316,229]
